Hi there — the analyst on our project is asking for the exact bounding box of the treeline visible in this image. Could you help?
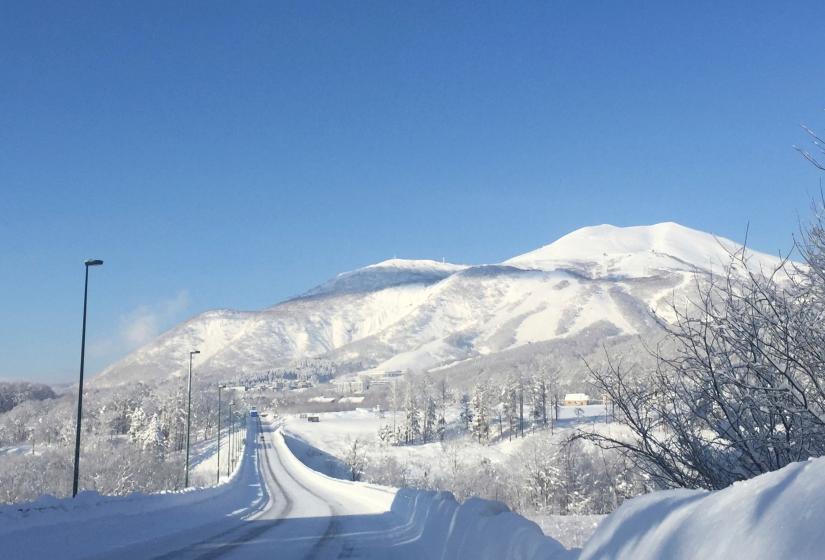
[378,373,560,446]
[0,380,247,504]
[0,381,56,414]
[239,359,338,386]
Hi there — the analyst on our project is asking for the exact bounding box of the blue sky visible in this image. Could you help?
[2,2,824,382]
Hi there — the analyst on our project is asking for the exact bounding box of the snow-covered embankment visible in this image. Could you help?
[580,456,825,559]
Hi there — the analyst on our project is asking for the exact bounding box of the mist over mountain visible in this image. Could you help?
[93,222,783,388]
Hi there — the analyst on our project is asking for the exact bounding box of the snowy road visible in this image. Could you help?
[134,418,428,560]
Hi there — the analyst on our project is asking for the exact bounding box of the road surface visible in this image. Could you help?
[148,418,426,560]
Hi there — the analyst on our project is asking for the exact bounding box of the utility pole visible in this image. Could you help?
[217,384,225,484]
[519,380,524,438]
[72,258,103,498]
[184,350,200,487]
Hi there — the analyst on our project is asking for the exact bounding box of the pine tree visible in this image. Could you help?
[459,393,473,431]
[503,377,519,439]
[421,375,438,442]
[436,378,449,441]
[141,413,167,453]
[470,382,490,443]
[423,396,437,442]
[531,376,549,430]
[403,385,421,444]
[128,407,147,443]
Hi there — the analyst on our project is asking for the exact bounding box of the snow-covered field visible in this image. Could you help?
[283,407,542,478]
[282,407,609,545]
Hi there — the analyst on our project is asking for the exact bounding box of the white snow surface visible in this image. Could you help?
[581,455,825,560]
[304,258,468,297]
[505,222,780,276]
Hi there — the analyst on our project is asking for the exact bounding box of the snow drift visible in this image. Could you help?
[580,456,825,560]
[390,490,575,560]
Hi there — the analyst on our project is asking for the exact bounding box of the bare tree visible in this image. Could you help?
[583,229,825,490]
[795,123,825,171]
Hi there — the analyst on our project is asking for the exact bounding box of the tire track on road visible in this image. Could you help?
[151,422,293,560]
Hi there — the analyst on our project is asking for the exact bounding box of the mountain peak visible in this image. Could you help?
[505,222,778,275]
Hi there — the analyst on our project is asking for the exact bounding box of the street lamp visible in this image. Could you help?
[227,401,233,477]
[72,258,103,498]
[184,350,200,487]
[217,384,226,484]
[233,412,241,468]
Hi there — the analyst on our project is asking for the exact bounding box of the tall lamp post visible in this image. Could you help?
[184,350,200,487]
[227,401,233,477]
[217,384,226,484]
[72,258,103,498]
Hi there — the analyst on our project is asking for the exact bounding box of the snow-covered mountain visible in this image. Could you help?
[93,222,782,388]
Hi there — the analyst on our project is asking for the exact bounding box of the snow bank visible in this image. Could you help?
[390,489,575,560]
[581,456,825,560]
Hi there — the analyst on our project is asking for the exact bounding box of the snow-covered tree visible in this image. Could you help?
[402,384,421,444]
[502,377,519,440]
[136,413,167,453]
[343,438,366,481]
[377,423,400,446]
[436,379,449,441]
[470,382,490,443]
[459,392,472,431]
[530,375,550,429]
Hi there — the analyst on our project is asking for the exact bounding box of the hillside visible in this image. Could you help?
[93,222,782,388]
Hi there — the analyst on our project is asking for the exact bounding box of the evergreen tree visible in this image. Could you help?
[421,375,437,442]
[503,377,519,439]
[423,395,437,442]
[403,384,421,444]
[128,407,147,443]
[470,383,490,443]
[531,376,549,429]
[436,379,449,441]
[459,393,473,431]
